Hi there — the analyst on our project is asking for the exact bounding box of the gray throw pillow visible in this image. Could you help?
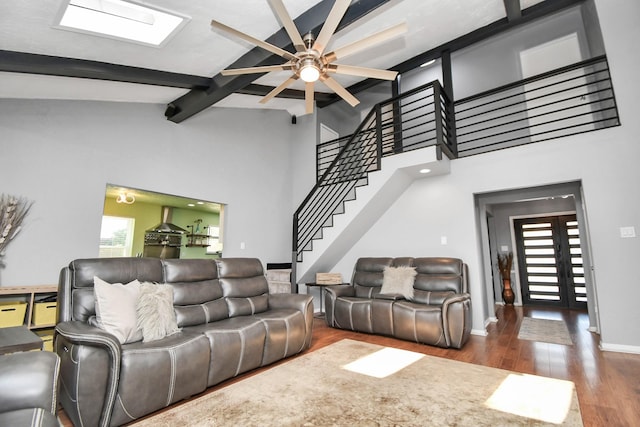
[381,266,417,300]
[136,283,180,342]
[93,277,143,344]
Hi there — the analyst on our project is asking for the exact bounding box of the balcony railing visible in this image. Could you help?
[454,55,619,157]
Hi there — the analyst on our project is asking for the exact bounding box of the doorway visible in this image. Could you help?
[514,214,587,309]
[475,181,599,332]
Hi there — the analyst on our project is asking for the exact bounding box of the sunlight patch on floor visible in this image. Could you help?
[341,347,424,378]
[485,373,575,424]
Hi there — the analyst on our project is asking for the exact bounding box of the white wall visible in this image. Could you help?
[331,0,640,349]
[0,100,312,285]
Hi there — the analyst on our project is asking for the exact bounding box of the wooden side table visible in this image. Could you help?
[0,326,43,354]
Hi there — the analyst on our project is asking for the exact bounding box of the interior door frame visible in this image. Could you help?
[476,181,600,334]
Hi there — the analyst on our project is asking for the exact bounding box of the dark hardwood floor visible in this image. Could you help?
[59,305,640,426]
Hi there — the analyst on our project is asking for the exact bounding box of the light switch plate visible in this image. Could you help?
[501,245,509,252]
[620,226,636,238]
[440,236,447,245]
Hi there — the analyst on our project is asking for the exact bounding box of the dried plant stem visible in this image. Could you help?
[0,194,33,263]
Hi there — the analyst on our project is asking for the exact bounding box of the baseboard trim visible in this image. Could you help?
[599,342,640,354]
[471,328,488,337]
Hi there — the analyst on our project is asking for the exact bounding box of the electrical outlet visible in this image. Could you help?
[620,226,636,238]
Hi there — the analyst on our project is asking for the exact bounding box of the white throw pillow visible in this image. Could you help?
[93,276,143,344]
[380,266,417,300]
[136,282,180,342]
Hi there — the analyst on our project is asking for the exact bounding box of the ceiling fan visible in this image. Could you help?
[211,0,407,114]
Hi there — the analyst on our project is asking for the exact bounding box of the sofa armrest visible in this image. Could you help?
[268,294,314,349]
[0,351,60,414]
[268,293,313,314]
[55,321,122,427]
[323,284,354,327]
[441,293,472,349]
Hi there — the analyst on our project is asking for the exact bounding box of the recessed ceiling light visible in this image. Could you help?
[54,0,190,47]
[420,59,436,68]
[419,168,431,174]
[197,201,204,205]
[187,203,195,207]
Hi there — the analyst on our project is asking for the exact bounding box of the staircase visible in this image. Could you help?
[293,81,456,283]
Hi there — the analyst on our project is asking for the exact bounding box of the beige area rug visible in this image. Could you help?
[132,339,582,426]
[518,317,573,346]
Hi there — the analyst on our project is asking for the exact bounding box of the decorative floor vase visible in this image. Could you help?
[502,279,515,305]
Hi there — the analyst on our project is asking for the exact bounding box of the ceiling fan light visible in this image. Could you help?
[299,61,320,83]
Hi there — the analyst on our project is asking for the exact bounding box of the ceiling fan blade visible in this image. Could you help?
[221,64,291,76]
[268,0,306,52]
[325,22,408,62]
[311,0,351,55]
[328,64,397,81]
[321,75,359,107]
[260,75,298,104]
[211,19,296,61]
[305,82,315,114]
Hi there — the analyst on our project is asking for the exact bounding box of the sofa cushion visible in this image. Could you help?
[227,294,269,317]
[137,283,180,342]
[253,309,308,366]
[66,258,163,323]
[334,297,373,333]
[185,316,267,387]
[351,257,393,298]
[93,276,142,344]
[393,301,447,347]
[381,266,417,300]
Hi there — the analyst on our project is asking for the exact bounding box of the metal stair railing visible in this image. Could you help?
[294,80,453,263]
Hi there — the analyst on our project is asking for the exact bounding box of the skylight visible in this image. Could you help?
[54,0,189,47]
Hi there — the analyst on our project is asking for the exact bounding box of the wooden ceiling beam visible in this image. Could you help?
[0,50,210,89]
[165,0,391,123]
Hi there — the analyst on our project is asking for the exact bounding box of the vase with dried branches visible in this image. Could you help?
[497,251,514,304]
[0,194,33,268]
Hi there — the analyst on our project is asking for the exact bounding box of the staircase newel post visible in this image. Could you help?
[291,211,299,293]
[433,81,444,161]
[375,104,383,170]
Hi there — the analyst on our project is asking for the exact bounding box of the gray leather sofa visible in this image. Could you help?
[324,257,472,349]
[55,257,313,427]
[0,351,61,427]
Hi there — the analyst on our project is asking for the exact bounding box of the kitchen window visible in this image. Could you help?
[99,215,135,257]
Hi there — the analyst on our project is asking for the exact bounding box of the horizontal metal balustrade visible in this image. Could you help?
[298,56,619,264]
[454,55,619,157]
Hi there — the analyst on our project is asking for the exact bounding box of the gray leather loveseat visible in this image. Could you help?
[324,257,471,349]
[55,257,313,426]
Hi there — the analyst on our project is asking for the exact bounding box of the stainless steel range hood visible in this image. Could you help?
[146,206,187,234]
